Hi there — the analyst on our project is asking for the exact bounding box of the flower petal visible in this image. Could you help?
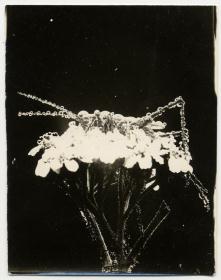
[35,159,50,177]
[28,145,42,156]
[150,121,166,130]
[168,157,179,173]
[138,155,152,169]
[168,156,193,173]
[124,156,137,168]
[64,159,79,172]
[50,158,63,172]
[153,154,164,165]
[53,168,61,174]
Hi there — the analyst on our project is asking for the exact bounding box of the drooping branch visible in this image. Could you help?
[188,172,210,211]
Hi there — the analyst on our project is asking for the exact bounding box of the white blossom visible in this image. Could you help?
[29,109,193,177]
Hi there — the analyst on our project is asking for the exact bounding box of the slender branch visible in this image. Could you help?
[188,172,210,211]
[124,178,158,221]
[85,167,117,242]
[124,189,132,214]
[86,164,91,192]
[87,210,112,266]
[89,183,99,207]
[86,191,117,244]
[118,170,127,263]
[127,200,170,264]
[116,168,122,239]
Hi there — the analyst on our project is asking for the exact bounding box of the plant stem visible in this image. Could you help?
[87,210,113,267]
[127,200,170,266]
[124,178,158,222]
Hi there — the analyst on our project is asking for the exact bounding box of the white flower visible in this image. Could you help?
[63,146,77,160]
[124,151,152,170]
[31,108,193,177]
[78,110,89,117]
[137,153,152,169]
[100,111,110,119]
[168,152,193,173]
[150,138,167,165]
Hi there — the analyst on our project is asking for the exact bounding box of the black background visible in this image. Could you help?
[6,5,216,275]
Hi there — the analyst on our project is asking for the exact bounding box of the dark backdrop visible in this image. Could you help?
[6,5,216,275]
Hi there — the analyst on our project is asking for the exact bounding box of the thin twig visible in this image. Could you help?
[124,178,158,222]
[127,200,170,264]
[87,210,113,266]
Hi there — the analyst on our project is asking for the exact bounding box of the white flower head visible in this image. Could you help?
[30,107,193,177]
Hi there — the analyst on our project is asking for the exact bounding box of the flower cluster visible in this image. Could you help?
[28,110,193,177]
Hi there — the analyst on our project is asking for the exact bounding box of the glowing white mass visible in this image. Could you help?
[28,108,193,177]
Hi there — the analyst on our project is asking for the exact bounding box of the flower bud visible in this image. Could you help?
[78,110,89,117]
[94,110,100,116]
[100,111,110,119]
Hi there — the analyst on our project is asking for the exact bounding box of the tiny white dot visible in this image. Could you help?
[153,185,160,191]
[49,18,54,22]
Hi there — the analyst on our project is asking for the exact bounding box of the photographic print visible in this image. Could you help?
[6,5,216,275]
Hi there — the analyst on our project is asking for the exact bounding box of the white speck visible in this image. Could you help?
[49,18,54,22]
[114,95,117,98]
[12,158,16,165]
[150,168,156,178]
[114,67,119,72]
[153,185,160,191]
[12,33,16,37]
[80,210,88,225]
[182,224,185,227]
[179,263,182,268]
